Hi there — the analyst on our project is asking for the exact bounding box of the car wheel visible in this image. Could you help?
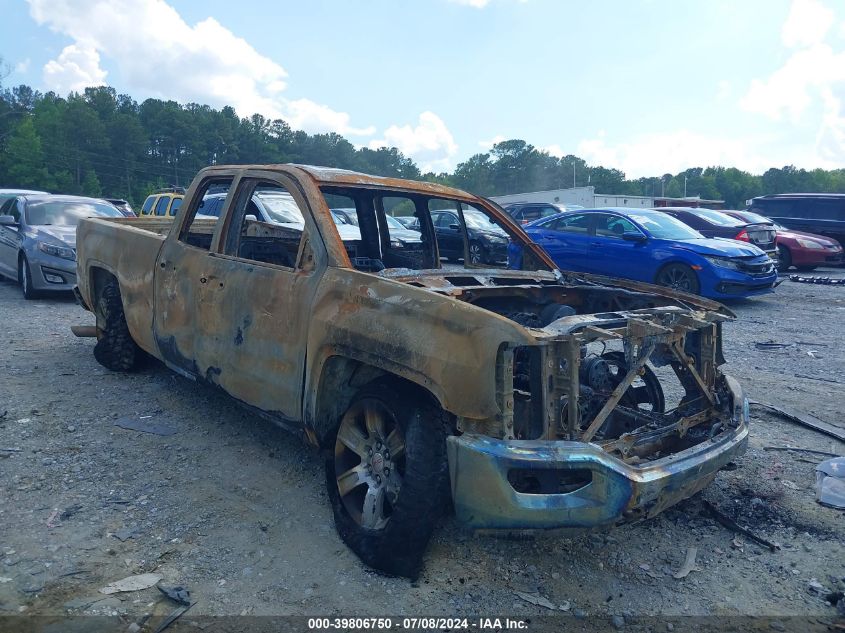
[326,379,450,579]
[796,265,816,272]
[93,280,144,371]
[468,241,484,265]
[656,263,700,295]
[777,245,792,272]
[18,254,37,300]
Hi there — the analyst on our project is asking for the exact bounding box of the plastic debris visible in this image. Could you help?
[99,573,162,594]
[157,584,191,606]
[515,591,560,610]
[815,457,845,509]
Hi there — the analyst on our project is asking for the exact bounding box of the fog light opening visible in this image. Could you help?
[507,468,592,494]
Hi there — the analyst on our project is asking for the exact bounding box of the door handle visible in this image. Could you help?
[590,242,603,247]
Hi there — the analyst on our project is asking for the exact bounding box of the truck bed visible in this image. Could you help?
[76,216,169,355]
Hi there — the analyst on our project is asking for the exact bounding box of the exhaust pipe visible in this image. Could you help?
[71,325,99,338]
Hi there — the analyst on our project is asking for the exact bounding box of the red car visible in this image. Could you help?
[726,210,843,272]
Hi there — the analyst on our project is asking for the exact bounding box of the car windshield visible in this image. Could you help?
[464,208,506,233]
[628,212,704,240]
[385,215,405,230]
[690,208,744,227]
[25,200,123,226]
[256,193,304,224]
[333,208,359,225]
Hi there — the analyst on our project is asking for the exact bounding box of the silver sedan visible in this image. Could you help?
[0,194,123,299]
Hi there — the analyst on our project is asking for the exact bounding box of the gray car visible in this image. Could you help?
[0,194,122,299]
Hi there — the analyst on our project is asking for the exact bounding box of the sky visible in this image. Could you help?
[2,0,844,178]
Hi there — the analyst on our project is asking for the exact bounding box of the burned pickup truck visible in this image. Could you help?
[74,165,749,577]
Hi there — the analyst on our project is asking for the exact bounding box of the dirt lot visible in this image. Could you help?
[1,270,844,631]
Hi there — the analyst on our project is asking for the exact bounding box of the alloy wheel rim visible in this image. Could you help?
[334,399,405,530]
[469,244,482,263]
[662,268,691,291]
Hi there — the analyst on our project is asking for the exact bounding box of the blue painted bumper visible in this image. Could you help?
[447,376,749,531]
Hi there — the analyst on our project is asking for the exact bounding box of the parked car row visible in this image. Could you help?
[2,182,842,303]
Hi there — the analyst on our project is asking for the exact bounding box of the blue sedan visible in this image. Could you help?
[509,208,778,299]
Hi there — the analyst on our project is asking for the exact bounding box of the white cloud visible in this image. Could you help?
[740,45,845,121]
[542,144,566,158]
[14,58,31,74]
[740,0,845,164]
[782,0,834,48]
[42,43,106,94]
[576,130,775,178]
[27,0,372,136]
[369,111,458,172]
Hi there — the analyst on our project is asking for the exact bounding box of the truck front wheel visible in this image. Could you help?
[93,281,143,372]
[326,380,450,578]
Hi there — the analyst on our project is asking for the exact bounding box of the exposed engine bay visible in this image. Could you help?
[381,267,740,489]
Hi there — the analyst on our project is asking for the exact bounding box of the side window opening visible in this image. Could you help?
[153,196,169,217]
[169,198,182,216]
[317,186,544,274]
[223,180,307,270]
[180,178,233,250]
[141,196,155,216]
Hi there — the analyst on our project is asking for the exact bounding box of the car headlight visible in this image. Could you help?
[390,238,404,248]
[796,238,824,249]
[702,255,742,271]
[38,242,76,261]
[488,235,508,244]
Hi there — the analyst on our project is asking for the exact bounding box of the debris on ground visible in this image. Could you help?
[788,275,845,285]
[99,573,162,594]
[755,341,792,350]
[112,527,138,542]
[672,547,700,579]
[815,457,845,509]
[764,446,840,458]
[750,401,845,442]
[114,416,178,436]
[45,508,61,528]
[157,584,191,606]
[702,500,780,552]
[151,602,195,633]
[514,591,560,610]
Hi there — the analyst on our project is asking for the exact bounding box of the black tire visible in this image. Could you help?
[18,254,37,300]
[93,281,143,371]
[655,263,700,295]
[796,265,816,272]
[468,240,484,265]
[326,379,450,579]
[777,245,792,272]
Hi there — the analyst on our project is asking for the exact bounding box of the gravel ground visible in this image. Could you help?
[1,270,844,631]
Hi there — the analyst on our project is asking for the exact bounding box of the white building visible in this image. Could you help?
[490,186,722,210]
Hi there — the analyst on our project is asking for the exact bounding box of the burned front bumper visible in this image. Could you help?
[447,376,749,531]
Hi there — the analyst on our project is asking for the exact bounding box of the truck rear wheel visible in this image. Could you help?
[326,380,450,578]
[93,281,143,372]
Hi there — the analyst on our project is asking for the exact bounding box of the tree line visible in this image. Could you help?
[2,80,845,210]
